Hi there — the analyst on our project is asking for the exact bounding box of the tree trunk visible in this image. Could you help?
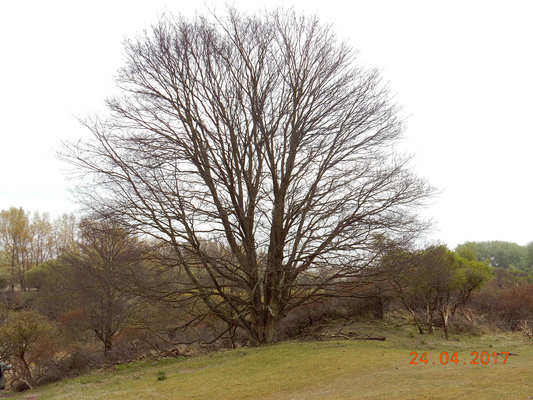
[249,309,278,345]
[18,355,34,387]
[372,297,385,320]
[264,317,277,343]
[103,338,113,355]
[407,307,424,334]
[10,257,15,291]
[403,301,424,334]
[425,304,433,334]
[95,328,114,355]
[440,309,449,339]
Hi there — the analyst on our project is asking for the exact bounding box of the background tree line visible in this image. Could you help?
[0,208,76,291]
[456,240,533,277]
[1,217,528,389]
[0,206,532,390]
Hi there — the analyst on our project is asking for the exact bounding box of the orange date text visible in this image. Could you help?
[409,351,510,365]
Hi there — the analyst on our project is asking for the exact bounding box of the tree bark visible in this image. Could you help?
[440,308,449,339]
[425,303,434,334]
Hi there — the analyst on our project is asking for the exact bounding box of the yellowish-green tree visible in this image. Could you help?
[0,310,59,387]
[383,245,491,338]
[0,208,32,290]
[30,212,53,266]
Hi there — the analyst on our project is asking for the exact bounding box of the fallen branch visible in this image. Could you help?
[314,331,386,341]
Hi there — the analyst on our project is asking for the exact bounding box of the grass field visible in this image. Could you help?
[7,322,533,400]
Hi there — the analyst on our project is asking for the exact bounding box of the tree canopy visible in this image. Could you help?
[382,244,491,338]
[63,8,432,344]
[456,240,533,275]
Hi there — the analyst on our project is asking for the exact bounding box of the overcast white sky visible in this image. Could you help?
[1,0,532,248]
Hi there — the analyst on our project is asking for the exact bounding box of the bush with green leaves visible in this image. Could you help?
[0,310,60,387]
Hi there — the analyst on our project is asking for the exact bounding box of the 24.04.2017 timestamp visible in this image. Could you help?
[409,351,511,365]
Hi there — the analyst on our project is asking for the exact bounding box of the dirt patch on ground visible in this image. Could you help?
[0,394,40,399]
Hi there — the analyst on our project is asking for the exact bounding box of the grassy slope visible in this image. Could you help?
[9,324,533,400]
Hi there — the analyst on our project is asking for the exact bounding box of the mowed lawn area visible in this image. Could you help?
[8,325,533,400]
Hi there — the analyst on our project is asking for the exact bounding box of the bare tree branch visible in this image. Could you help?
[61,8,433,344]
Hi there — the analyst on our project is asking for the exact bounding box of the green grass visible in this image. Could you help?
[8,325,533,400]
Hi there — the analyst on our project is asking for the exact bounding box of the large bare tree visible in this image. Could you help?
[63,8,432,344]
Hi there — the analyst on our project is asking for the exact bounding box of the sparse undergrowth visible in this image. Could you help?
[6,322,532,400]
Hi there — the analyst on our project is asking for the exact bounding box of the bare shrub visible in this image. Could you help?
[472,279,533,331]
[277,297,381,339]
[448,311,485,336]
